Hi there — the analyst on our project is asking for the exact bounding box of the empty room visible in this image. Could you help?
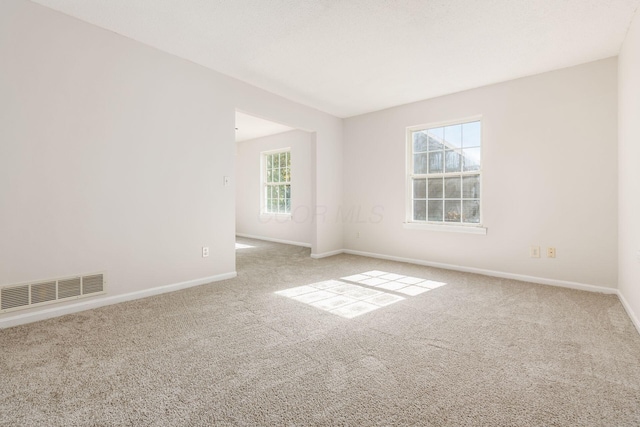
[2,0,640,425]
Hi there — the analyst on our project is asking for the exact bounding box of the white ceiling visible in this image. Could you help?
[32,0,640,118]
[235,112,294,142]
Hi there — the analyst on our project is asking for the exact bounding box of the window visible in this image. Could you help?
[263,150,291,214]
[408,119,482,227]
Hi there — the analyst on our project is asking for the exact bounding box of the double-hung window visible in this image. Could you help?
[263,149,291,215]
[408,118,482,229]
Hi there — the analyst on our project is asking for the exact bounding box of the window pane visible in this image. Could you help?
[414,153,428,174]
[267,154,273,168]
[428,178,443,198]
[266,186,272,199]
[428,200,443,221]
[427,127,444,151]
[463,148,481,171]
[413,200,426,221]
[266,170,272,182]
[272,186,279,198]
[463,200,480,223]
[280,153,286,168]
[279,198,285,213]
[285,184,291,199]
[281,168,289,182]
[428,136,443,151]
[444,124,462,148]
[445,200,461,222]
[279,185,285,202]
[413,131,428,153]
[285,198,291,213]
[286,152,291,167]
[267,198,274,212]
[274,169,280,182]
[462,175,480,198]
[273,154,279,168]
[462,121,481,147]
[428,151,443,173]
[445,150,461,172]
[444,177,461,198]
[413,178,426,199]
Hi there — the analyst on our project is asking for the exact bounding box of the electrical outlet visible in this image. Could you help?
[202,246,210,258]
[547,247,556,258]
[530,246,540,258]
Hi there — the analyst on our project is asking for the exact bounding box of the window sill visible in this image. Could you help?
[403,222,487,235]
[260,213,292,221]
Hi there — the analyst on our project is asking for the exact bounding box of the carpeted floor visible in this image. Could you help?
[2,237,640,426]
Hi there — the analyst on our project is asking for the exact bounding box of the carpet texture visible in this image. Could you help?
[1,237,640,426]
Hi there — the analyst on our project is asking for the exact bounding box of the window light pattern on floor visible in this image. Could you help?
[341,270,446,296]
[275,271,446,318]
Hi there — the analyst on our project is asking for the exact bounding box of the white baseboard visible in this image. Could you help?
[617,291,640,335]
[236,233,311,248]
[310,249,345,259]
[0,272,237,329]
[343,249,617,294]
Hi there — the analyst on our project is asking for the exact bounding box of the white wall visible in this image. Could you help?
[0,0,343,324]
[343,58,618,288]
[236,130,313,246]
[618,9,640,327]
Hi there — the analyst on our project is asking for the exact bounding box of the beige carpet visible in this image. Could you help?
[1,237,640,426]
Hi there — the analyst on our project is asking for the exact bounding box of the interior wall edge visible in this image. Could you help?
[618,290,640,335]
[310,249,346,259]
[235,233,311,248]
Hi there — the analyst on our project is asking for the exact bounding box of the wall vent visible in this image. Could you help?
[0,273,106,314]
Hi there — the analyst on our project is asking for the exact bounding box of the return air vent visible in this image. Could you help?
[0,272,106,313]
[82,274,104,295]
[1,286,29,311]
[31,281,57,304]
[59,278,81,299]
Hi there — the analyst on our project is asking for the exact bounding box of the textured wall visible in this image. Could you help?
[618,9,640,326]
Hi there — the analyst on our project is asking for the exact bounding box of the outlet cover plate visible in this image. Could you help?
[530,246,540,258]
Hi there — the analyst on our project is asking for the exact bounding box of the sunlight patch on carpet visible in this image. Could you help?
[342,271,447,294]
[275,271,446,318]
[275,280,404,318]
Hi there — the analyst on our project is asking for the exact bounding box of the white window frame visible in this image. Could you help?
[261,148,292,217]
[404,116,487,235]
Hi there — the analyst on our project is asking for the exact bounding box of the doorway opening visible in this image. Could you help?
[234,110,315,264]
